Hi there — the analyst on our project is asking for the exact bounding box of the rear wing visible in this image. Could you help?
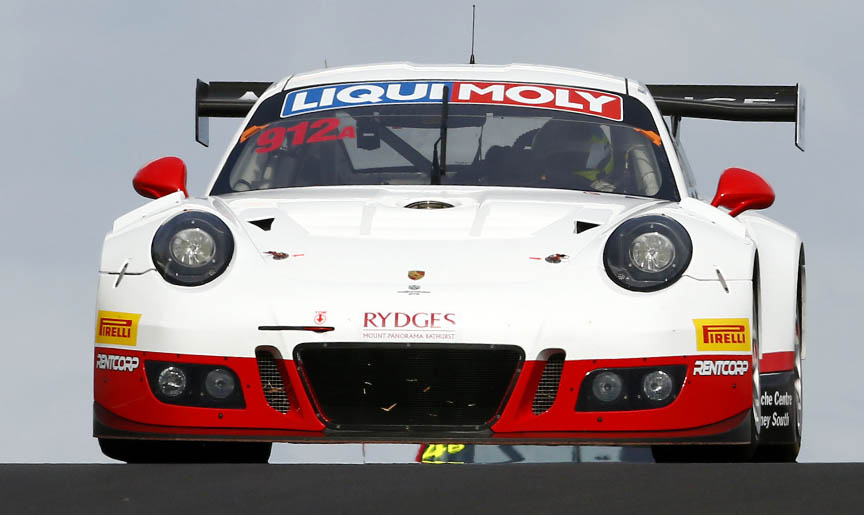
[193,80,805,151]
[646,84,805,151]
[195,80,272,146]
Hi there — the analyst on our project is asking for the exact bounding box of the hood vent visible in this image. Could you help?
[248,218,274,231]
[404,200,455,210]
[575,221,600,234]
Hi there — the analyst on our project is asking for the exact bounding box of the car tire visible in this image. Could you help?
[99,439,272,463]
[754,263,804,463]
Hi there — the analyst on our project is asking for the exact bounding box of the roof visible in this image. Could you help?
[273,62,629,98]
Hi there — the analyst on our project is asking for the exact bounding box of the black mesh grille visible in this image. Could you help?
[256,349,290,414]
[531,352,565,415]
[296,343,522,429]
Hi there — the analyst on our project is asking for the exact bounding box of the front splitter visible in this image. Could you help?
[94,403,751,446]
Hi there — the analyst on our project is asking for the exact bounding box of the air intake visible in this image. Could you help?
[532,352,565,415]
[404,200,454,209]
[256,348,291,414]
[296,343,522,429]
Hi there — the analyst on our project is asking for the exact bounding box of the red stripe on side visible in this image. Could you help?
[760,351,795,373]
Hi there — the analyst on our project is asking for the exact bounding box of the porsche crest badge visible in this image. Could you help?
[408,270,425,281]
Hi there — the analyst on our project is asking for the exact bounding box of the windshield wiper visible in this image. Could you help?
[431,86,449,185]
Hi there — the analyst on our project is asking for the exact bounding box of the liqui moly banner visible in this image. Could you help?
[281,81,623,121]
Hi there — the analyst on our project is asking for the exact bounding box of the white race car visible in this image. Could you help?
[94,63,805,463]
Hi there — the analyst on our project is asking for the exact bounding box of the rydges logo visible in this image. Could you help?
[361,311,457,342]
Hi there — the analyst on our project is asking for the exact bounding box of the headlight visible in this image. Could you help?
[630,232,675,272]
[171,228,216,267]
[603,215,692,291]
[152,211,234,286]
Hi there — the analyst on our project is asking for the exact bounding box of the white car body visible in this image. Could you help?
[93,63,805,462]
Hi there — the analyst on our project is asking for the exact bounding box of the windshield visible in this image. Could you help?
[211,81,677,200]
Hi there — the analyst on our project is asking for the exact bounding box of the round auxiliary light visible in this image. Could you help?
[629,232,675,273]
[592,371,623,403]
[642,370,673,402]
[158,366,187,397]
[204,368,236,399]
[170,228,216,267]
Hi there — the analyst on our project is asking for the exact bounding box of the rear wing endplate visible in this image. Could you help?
[195,80,272,146]
[646,84,805,151]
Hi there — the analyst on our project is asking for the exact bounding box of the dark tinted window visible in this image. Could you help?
[211,87,677,200]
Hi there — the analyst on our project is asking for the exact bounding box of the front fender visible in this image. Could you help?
[738,212,803,359]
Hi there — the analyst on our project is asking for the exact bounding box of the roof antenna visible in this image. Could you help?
[469,4,476,64]
[324,59,328,69]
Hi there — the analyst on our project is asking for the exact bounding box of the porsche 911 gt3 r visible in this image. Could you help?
[93,63,805,463]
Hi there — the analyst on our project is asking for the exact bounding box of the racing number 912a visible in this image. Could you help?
[256,118,356,153]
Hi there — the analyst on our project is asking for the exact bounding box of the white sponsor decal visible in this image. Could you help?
[761,411,791,429]
[96,353,140,372]
[760,390,794,429]
[692,360,749,376]
[760,390,793,407]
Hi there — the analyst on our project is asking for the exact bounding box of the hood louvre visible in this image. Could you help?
[575,221,600,233]
[248,218,274,231]
[404,200,455,210]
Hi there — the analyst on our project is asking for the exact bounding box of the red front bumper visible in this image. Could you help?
[94,348,753,445]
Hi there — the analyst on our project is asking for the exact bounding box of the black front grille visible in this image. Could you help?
[295,343,523,429]
[256,349,291,414]
[532,352,565,415]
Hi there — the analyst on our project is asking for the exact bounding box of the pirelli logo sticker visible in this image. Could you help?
[693,318,751,352]
[95,311,141,346]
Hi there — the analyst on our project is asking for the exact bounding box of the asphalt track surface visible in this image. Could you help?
[3,463,864,514]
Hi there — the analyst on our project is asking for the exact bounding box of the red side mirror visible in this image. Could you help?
[711,167,774,217]
[133,157,188,199]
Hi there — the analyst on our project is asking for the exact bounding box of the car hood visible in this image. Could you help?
[220,186,659,237]
[102,186,752,283]
[213,186,664,284]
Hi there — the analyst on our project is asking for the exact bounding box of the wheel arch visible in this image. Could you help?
[738,213,803,359]
[798,245,806,360]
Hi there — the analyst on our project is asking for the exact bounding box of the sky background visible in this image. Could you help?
[0,0,859,463]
